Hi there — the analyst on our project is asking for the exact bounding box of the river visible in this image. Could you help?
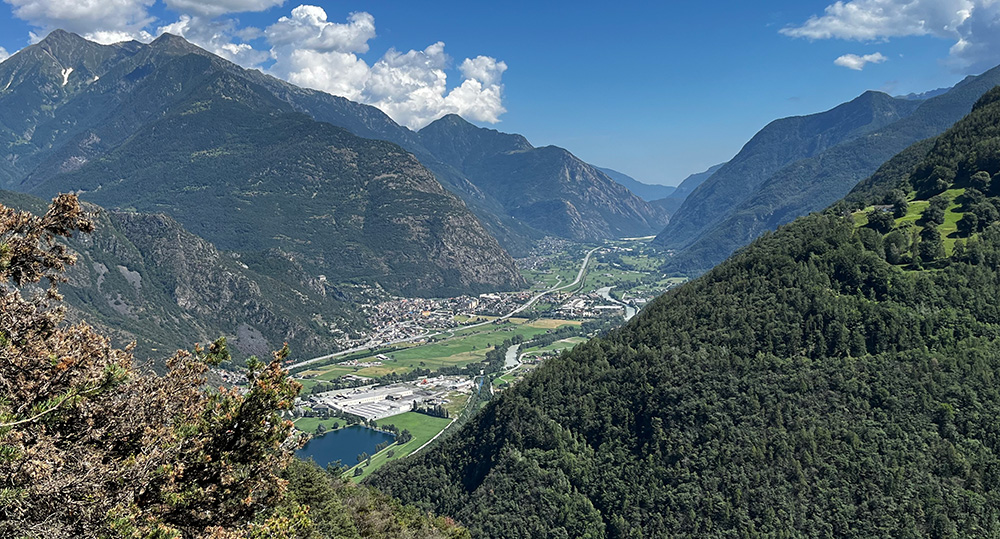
[296,424,395,469]
[595,286,637,321]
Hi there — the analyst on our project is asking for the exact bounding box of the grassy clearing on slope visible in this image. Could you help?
[853,188,969,256]
[345,412,452,482]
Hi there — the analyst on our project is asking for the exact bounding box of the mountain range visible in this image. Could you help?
[0,30,524,299]
[416,114,669,240]
[7,23,1000,539]
[596,167,676,202]
[648,162,725,216]
[655,66,1000,273]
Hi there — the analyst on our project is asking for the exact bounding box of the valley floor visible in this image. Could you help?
[279,237,686,479]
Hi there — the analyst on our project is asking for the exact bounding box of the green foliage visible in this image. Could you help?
[866,209,894,233]
[279,459,469,539]
[911,86,1000,197]
[372,212,1000,537]
[369,89,1000,537]
[0,195,307,538]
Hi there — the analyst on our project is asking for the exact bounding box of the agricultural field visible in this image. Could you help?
[345,412,453,481]
[494,371,519,387]
[524,336,587,355]
[525,318,580,329]
[292,416,344,435]
[300,318,575,381]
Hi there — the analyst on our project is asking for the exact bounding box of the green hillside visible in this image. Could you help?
[369,88,1000,537]
[658,64,1000,276]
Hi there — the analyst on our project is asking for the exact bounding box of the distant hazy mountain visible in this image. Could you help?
[654,91,924,253]
[597,167,676,202]
[672,162,726,200]
[0,30,523,298]
[418,114,669,241]
[648,162,726,215]
[657,66,1000,274]
[896,87,951,101]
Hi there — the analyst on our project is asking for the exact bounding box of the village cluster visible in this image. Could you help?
[334,291,540,351]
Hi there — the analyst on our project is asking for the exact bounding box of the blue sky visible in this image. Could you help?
[0,0,994,185]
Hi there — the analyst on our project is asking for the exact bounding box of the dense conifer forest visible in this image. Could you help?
[369,88,1000,537]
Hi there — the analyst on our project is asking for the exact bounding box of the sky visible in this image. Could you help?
[0,1,997,186]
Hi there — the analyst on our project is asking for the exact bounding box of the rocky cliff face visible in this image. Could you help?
[36,198,366,362]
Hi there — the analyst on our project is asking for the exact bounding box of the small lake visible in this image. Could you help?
[296,425,395,469]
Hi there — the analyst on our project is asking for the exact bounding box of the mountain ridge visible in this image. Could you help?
[654,90,924,252]
[656,66,1000,274]
[0,30,525,300]
[417,114,670,240]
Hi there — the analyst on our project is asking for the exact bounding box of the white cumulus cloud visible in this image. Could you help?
[782,0,1000,72]
[5,0,156,43]
[157,15,270,66]
[1,1,508,128]
[834,51,888,70]
[460,56,507,87]
[266,6,507,129]
[0,47,10,63]
[164,0,285,18]
[280,48,370,100]
[266,6,374,53]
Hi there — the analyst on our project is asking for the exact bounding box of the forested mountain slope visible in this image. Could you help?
[369,88,1000,537]
[658,64,1000,274]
